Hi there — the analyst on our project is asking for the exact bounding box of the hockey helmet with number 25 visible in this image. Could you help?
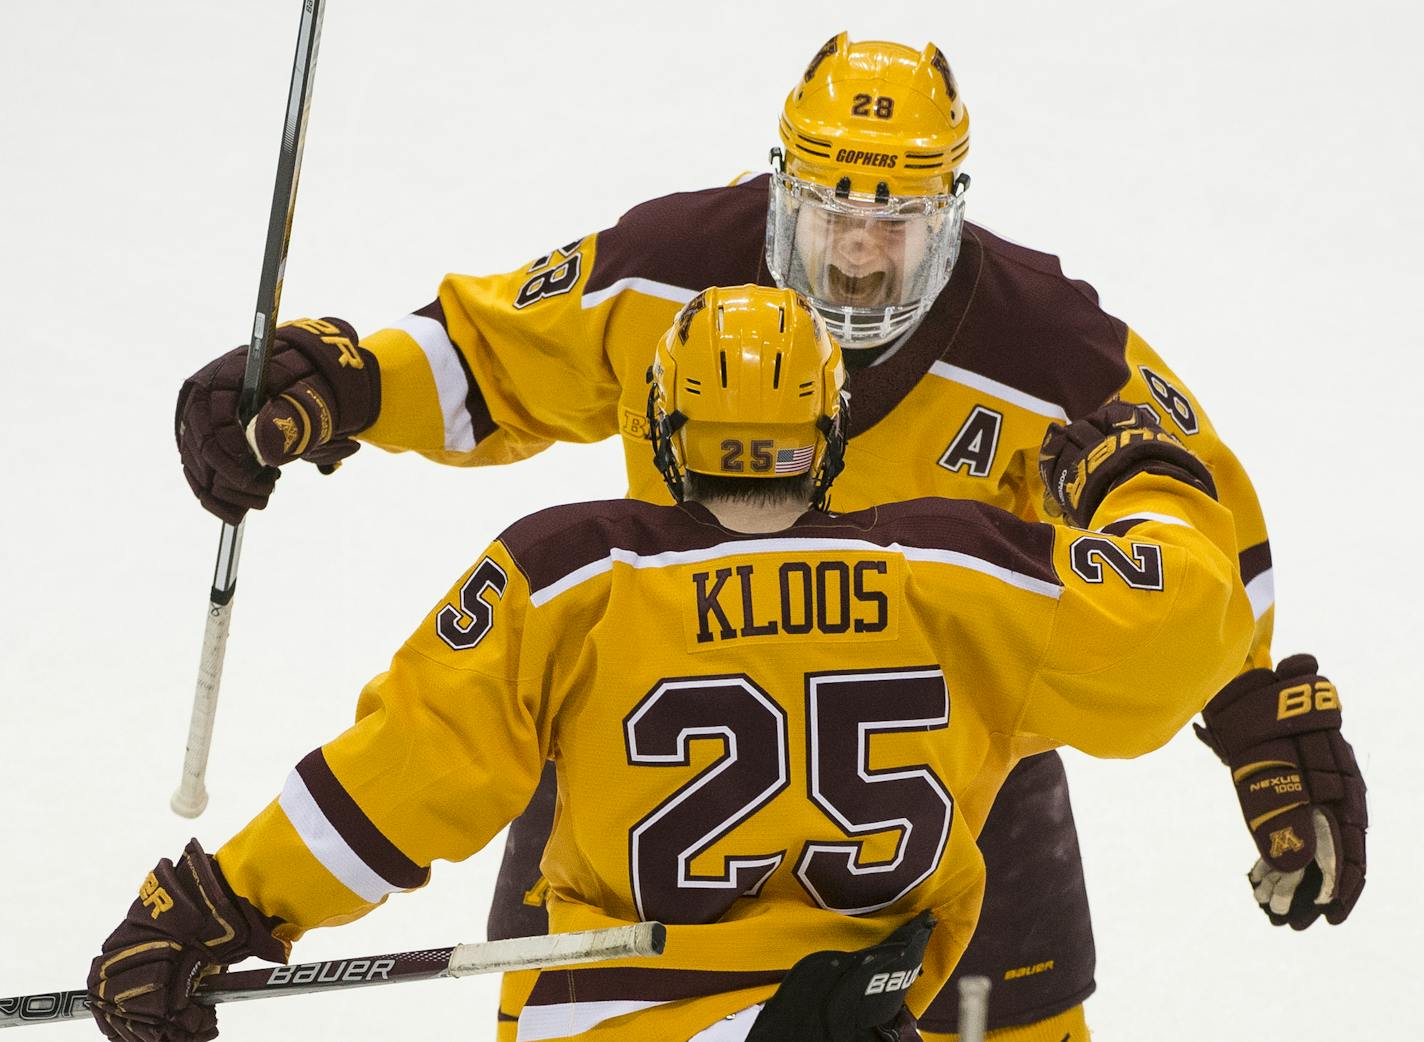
[646,285,847,510]
[767,32,971,349]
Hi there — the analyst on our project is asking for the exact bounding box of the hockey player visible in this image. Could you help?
[173,34,1367,1041]
[101,287,1252,1042]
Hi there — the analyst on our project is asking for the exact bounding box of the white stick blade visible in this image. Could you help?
[447,923,666,978]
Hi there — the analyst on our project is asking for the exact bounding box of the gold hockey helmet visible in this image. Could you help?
[766,33,972,349]
[646,285,847,510]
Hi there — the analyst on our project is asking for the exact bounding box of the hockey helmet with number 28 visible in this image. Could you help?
[767,32,971,349]
[646,285,847,510]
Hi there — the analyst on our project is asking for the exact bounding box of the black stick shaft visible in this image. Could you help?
[172,0,326,820]
[0,948,453,1028]
[238,0,326,427]
[0,923,666,1029]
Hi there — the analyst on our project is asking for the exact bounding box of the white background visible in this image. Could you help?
[2,1,1421,1039]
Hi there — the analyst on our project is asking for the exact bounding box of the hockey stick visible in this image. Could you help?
[0,921,666,1030]
[172,0,326,818]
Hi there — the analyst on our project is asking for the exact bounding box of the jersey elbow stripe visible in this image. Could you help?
[1096,512,1189,537]
[516,999,666,1041]
[1238,541,1274,619]
[395,303,498,452]
[393,313,477,453]
[1244,568,1274,620]
[278,750,429,903]
[581,277,699,310]
[519,966,784,1039]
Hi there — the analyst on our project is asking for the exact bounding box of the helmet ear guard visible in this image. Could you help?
[809,395,849,512]
[645,380,689,503]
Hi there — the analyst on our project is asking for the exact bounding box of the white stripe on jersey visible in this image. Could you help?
[929,361,1069,421]
[527,536,1063,607]
[581,277,699,310]
[1098,512,1190,530]
[278,769,399,905]
[688,1003,764,1042]
[516,999,669,1042]
[392,314,477,453]
[1245,567,1275,620]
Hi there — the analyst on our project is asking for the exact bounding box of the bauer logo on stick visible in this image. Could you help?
[266,958,396,986]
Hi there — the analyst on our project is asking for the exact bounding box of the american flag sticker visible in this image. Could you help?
[775,446,816,473]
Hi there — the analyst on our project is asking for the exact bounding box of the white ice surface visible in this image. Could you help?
[1,2,1421,1039]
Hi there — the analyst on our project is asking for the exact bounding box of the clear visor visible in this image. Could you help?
[766,171,967,348]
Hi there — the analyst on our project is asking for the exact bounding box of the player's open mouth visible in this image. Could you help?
[826,265,890,307]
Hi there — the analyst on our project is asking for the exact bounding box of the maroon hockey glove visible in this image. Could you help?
[1194,654,1367,929]
[1037,400,1216,528]
[86,839,287,1042]
[175,317,380,525]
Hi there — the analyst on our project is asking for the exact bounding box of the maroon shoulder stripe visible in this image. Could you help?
[498,497,1061,605]
[583,177,771,297]
[414,298,497,442]
[527,965,785,1007]
[295,750,428,890]
[499,500,726,597]
[798,498,1061,588]
[946,224,1132,423]
[1238,540,1272,585]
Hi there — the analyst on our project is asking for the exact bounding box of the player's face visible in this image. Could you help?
[793,202,932,309]
[766,170,968,348]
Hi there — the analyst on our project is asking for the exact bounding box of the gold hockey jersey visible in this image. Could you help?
[355,174,1276,673]
[217,473,1253,1040]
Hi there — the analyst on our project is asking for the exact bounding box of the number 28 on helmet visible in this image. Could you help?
[766,32,971,349]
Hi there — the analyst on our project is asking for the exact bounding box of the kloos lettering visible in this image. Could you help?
[692,559,889,644]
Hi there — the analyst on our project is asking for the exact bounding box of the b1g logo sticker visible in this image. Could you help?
[1138,366,1198,435]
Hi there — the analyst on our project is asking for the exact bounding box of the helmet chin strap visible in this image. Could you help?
[809,401,849,512]
[646,383,689,502]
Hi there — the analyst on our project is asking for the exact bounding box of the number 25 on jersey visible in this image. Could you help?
[625,667,953,924]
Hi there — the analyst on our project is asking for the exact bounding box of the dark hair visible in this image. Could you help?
[684,471,815,509]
